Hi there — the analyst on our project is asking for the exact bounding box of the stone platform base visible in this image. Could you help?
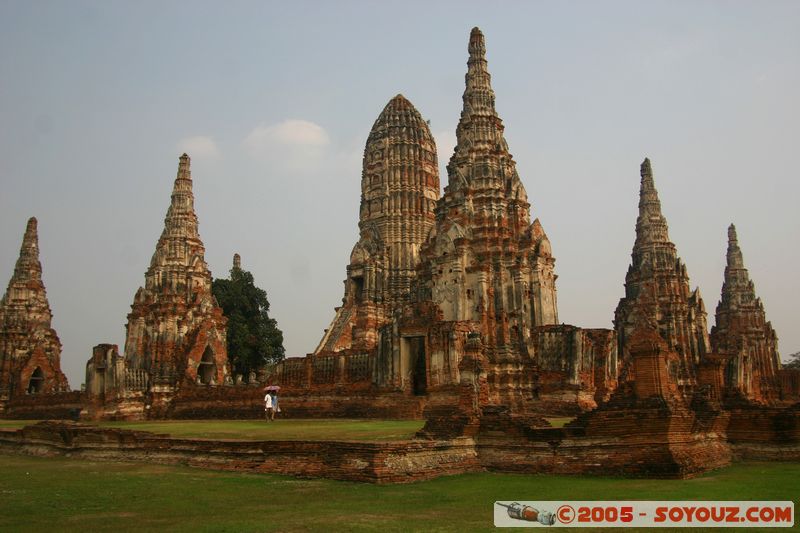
[0,421,479,484]
[3,419,798,483]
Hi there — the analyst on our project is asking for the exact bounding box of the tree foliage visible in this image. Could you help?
[212,264,285,377]
[784,351,800,369]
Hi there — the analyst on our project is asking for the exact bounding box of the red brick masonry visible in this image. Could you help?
[1,415,797,483]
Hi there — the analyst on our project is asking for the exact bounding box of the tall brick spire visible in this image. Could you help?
[711,224,781,403]
[634,158,670,248]
[615,159,709,389]
[449,27,526,208]
[418,26,558,345]
[0,217,69,396]
[161,153,199,237]
[392,27,559,406]
[124,154,228,386]
[3,217,51,327]
[450,27,508,160]
[143,153,209,296]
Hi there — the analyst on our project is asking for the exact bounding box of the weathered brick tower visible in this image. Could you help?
[418,26,558,334]
[614,159,710,389]
[710,224,781,403]
[124,154,228,390]
[383,28,581,413]
[0,217,69,402]
[315,95,440,354]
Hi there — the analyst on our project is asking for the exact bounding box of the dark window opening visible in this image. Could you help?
[198,346,216,385]
[409,337,427,396]
[352,276,364,303]
[27,367,45,394]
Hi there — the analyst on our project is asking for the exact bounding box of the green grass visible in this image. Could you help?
[0,455,797,532]
[0,419,37,429]
[544,416,574,428]
[96,419,425,441]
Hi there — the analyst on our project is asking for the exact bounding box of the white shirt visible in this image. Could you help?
[264,394,273,409]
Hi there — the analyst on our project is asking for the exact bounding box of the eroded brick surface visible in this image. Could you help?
[0,218,69,408]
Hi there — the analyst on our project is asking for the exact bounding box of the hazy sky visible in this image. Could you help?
[1,1,798,387]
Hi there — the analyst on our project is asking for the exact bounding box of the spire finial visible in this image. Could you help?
[469,27,486,60]
[638,158,661,212]
[12,216,42,282]
[153,153,200,267]
[726,223,744,268]
[452,26,504,163]
[634,158,671,247]
[233,253,241,270]
[728,223,738,244]
[640,157,652,178]
[23,217,39,252]
[177,153,191,180]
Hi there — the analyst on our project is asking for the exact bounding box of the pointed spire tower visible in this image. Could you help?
[634,158,671,250]
[615,159,710,388]
[0,217,69,396]
[444,27,531,234]
[143,153,210,295]
[124,154,228,387]
[12,217,44,285]
[711,224,781,403]
[315,94,440,355]
[417,26,558,354]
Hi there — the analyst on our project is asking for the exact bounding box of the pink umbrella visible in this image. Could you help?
[264,385,281,392]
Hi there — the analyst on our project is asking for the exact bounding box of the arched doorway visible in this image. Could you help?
[198,346,216,385]
[27,367,45,394]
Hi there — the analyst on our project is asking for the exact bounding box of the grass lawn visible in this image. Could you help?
[96,419,425,441]
[0,455,797,532]
[0,419,36,429]
[1,418,577,439]
[0,419,425,441]
[544,416,574,428]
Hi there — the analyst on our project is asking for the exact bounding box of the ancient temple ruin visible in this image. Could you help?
[84,154,229,417]
[123,153,229,387]
[0,218,69,408]
[315,94,440,355]
[711,224,781,403]
[1,27,798,481]
[614,158,710,389]
[374,28,616,416]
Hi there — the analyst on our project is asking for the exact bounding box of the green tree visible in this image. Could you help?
[784,351,800,369]
[212,261,285,377]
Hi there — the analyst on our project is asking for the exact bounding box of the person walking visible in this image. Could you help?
[270,392,279,421]
[264,390,273,422]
